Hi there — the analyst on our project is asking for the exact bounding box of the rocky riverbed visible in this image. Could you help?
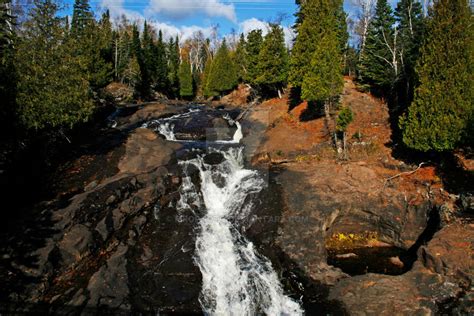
[0,80,473,315]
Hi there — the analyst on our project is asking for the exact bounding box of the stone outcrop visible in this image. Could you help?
[274,160,433,285]
[0,113,185,314]
[329,223,473,315]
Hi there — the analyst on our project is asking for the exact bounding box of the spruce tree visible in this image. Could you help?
[358,0,396,90]
[206,39,238,96]
[234,33,247,82]
[155,30,168,93]
[400,0,473,152]
[84,10,113,88]
[255,24,288,95]
[16,0,94,129]
[179,58,193,98]
[71,0,92,35]
[142,21,157,86]
[131,24,151,99]
[244,29,263,85]
[167,36,180,98]
[335,0,349,55]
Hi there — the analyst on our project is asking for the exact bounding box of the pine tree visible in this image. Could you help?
[244,29,263,85]
[167,36,180,98]
[206,39,238,96]
[16,0,94,129]
[179,58,193,98]
[255,24,288,96]
[335,0,349,55]
[71,0,92,35]
[234,33,247,82]
[142,21,159,88]
[84,10,113,88]
[400,0,473,152]
[358,0,396,90]
[131,24,151,99]
[155,30,168,93]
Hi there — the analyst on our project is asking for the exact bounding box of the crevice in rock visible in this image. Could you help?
[325,206,441,277]
[399,206,441,270]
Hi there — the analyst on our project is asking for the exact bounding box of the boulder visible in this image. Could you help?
[118,128,181,174]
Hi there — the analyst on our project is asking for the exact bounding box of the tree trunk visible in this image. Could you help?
[343,132,347,159]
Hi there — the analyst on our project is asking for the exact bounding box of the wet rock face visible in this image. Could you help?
[0,125,187,314]
[169,110,239,141]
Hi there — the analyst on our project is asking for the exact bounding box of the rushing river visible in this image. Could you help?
[145,108,303,315]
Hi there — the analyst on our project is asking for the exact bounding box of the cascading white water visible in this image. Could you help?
[144,108,242,144]
[178,147,303,316]
[156,122,176,141]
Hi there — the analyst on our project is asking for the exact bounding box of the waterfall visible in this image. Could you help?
[178,147,303,316]
[145,108,242,144]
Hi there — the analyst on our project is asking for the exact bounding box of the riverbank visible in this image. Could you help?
[0,79,472,315]
[244,77,474,314]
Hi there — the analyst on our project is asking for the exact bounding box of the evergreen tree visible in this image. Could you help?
[84,10,113,88]
[0,0,13,46]
[400,0,473,152]
[206,39,238,96]
[301,31,344,112]
[155,30,168,93]
[395,0,424,104]
[179,58,193,98]
[335,0,349,55]
[71,0,92,35]
[142,21,157,86]
[358,0,396,90]
[244,29,263,85]
[131,24,151,99]
[0,0,16,134]
[290,0,345,88]
[167,36,180,97]
[234,33,247,82]
[255,24,288,95]
[16,0,94,129]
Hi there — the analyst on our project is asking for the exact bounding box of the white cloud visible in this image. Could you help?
[100,0,144,22]
[239,18,269,35]
[146,0,236,23]
[239,18,295,47]
[99,1,293,46]
[100,0,214,42]
[150,21,214,42]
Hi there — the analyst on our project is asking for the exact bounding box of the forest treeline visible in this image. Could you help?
[0,0,472,158]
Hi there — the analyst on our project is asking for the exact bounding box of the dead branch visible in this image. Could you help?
[385,162,427,183]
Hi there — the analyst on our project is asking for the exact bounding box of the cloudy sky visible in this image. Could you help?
[62,0,399,44]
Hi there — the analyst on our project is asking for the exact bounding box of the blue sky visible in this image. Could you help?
[61,0,399,44]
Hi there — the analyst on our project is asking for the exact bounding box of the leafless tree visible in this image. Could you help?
[352,0,376,58]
